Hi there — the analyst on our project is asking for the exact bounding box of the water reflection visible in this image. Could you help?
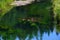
[0,1,60,40]
[0,20,60,40]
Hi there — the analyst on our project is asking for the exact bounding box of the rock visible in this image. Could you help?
[10,0,35,6]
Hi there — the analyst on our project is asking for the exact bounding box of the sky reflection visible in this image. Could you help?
[15,28,60,40]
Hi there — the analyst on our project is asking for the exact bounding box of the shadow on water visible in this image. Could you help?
[0,1,60,40]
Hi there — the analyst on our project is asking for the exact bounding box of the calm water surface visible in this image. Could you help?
[0,22,60,40]
[15,25,60,40]
[0,2,60,40]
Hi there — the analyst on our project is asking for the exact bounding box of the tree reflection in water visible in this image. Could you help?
[0,20,56,40]
[0,1,60,40]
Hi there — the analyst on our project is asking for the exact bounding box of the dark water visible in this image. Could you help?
[0,2,60,40]
[0,21,60,40]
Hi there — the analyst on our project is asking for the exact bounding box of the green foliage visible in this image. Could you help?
[53,0,60,25]
[0,0,14,18]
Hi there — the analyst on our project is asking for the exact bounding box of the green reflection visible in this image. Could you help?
[0,20,54,40]
[0,0,56,40]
